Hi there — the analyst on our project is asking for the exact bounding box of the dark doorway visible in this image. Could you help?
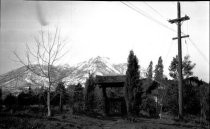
[108,97,127,116]
[95,75,127,116]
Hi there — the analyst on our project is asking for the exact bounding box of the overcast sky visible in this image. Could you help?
[0,1,209,82]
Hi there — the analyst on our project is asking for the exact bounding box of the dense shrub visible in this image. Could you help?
[72,102,84,114]
[141,95,158,118]
[0,117,45,129]
[163,82,178,115]
[17,92,32,106]
[183,81,200,115]
[163,77,209,120]
[4,94,17,110]
[0,88,2,111]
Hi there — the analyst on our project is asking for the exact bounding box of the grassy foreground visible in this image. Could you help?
[0,109,209,129]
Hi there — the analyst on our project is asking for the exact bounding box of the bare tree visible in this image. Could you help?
[14,27,68,117]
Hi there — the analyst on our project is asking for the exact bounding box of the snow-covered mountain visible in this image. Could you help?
[0,66,46,96]
[63,56,127,85]
[62,56,148,85]
[0,56,147,96]
[113,63,127,75]
[0,64,72,96]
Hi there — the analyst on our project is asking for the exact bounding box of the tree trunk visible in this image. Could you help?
[156,96,158,117]
[47,91,51,117]
[126,99,131,117]
[159,103,163,119]
[59,93,63,112]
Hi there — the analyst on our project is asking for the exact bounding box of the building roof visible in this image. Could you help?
[95,75,126,84]
[94,75,167,91]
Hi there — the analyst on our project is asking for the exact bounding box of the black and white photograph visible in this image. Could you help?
[0,1,209,129]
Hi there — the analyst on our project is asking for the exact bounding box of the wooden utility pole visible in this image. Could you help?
[168,1,190,120]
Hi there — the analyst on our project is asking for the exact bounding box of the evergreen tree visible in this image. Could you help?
[154,56,164,118]
[169,55,195,80]
[154,56,164,83]
[124,50,142,117]
[84,73,95,113]
[147,61,153,80]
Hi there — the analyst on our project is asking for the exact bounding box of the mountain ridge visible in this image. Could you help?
[0,56,129,95]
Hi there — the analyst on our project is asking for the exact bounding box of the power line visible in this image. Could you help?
[130,2,177,33]
[188,37,209,64]
[143,2,166,20]
[120,1,177,34]
[121,2,189,35]
[185,39,189,56]
[180,21,208,64]
[164,40,174,65]
[121,2,154,20]
[121,1,208,65]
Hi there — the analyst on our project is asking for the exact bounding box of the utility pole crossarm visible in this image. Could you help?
[168,15,190,24]
[173,35,189,40]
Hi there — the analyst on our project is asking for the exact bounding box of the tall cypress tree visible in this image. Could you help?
[147,61,153,80]
[154,56,164,118]
[124,50,142,117]
[154,56,164,82]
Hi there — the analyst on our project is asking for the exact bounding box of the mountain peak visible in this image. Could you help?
[63,56,125,86]
[88,56,110,63]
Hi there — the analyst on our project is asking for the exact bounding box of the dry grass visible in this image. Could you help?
[109,117,210,129]
[0,110,209,129]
